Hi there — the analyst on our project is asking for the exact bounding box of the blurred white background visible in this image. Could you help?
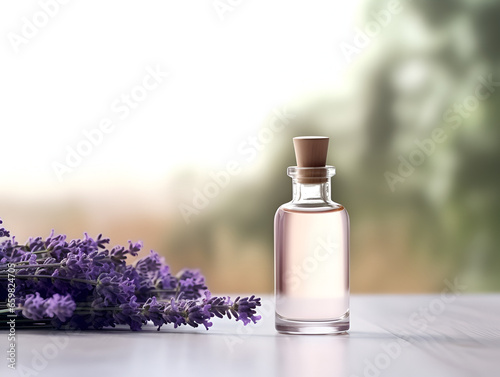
[0,0,358,197]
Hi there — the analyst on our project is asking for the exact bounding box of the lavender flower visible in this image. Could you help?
[96,272,135,305]
[232,295,262,325]
[185,301,212,330]
[162,298,188,328]
[113,296,144,331]
[0,219,10,238]
[135,250,162,274]
[45,294,76,322]
[157,265,177,291]
[134,250,163,293]
[21,293,76,322]
[142,296,164,328]
[22,292,47,320]
[177,269,208,299]
[109,240,142,265]
[0,217,262,332]
[0,238,25,265]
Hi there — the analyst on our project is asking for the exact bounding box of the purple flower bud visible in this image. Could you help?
[113,296,145,331]
[96,272,135,305]
[233,295,262,325]
[0,218,10,238]
[22,292,47,320]
[45,294,76,322]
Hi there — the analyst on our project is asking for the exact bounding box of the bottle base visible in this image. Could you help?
[275,311,349,335]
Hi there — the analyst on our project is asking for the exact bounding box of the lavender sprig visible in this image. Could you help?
[0,219,9,238]
[0,218,262,331]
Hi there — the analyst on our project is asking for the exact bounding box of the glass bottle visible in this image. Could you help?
[274,136,350,334]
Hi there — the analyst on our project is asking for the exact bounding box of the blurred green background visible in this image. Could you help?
[1,0,499,294]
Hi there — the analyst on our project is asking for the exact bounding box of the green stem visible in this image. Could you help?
[0,308,19,314]
[0,274,97,285]
[0,263,62,270]
[174,285,180,300]
[74,308,120,313]
[6,258,51,265]
[9,246,49,253]
[31,250,51,255]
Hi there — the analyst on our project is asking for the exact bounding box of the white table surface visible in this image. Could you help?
[2,294,500,377]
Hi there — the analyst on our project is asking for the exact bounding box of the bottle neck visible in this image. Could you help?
[291,179,332,205]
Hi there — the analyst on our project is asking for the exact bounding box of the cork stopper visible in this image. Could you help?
[293,136,329,167]
[292,136,330,183]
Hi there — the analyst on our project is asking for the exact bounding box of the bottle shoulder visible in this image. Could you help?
[276,201,347,214]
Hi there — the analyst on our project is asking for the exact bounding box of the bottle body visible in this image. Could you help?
[274,167,350,334]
